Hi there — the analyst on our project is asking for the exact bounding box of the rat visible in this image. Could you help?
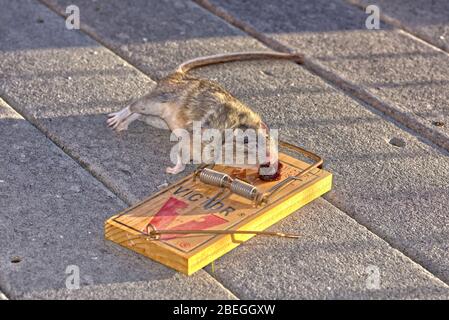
[107,51,303,175]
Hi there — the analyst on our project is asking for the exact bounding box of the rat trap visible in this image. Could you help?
[105,142,332,275]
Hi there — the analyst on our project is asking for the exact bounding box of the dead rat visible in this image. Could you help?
[107,51,303,175]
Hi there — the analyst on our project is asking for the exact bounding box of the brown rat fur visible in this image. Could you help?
[107,51,303,174]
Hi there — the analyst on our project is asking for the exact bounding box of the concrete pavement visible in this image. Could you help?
[0,95,235,299]
[200,0,449,150]
[347,0,449,52]
[193,0,449,288]
[1,0,449,299]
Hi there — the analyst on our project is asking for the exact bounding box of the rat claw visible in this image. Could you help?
[108,122,117,129]
[107,114,123,130]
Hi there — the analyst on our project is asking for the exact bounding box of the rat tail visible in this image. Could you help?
[175,51,304,74]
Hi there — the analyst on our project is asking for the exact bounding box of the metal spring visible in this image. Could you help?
[230,179,258,201]
[199,168,232,188]
[198,168,261,201]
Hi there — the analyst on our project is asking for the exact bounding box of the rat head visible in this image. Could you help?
[233,117,279,171]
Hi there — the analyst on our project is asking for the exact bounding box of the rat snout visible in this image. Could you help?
[258,135,281,180]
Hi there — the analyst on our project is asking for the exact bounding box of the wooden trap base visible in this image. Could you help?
[105,153,332,275]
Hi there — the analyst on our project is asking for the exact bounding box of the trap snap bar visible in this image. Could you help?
[105,141,332,275]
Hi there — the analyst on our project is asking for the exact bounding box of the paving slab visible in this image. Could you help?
[22,279,233,299]
[1,0,163,205]
[42,0,273,81]
[28,200,449,300]
[190,0,449,282]
[347,0,449,52]
[207,199,449,299]
[202,0,449,151]
[0,97,235,299]
[5,0,448,298]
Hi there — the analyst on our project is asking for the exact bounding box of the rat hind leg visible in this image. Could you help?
[166,148,186,174]
[166,131,193,174]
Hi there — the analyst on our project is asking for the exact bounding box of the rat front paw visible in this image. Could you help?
[106,112,122,130]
